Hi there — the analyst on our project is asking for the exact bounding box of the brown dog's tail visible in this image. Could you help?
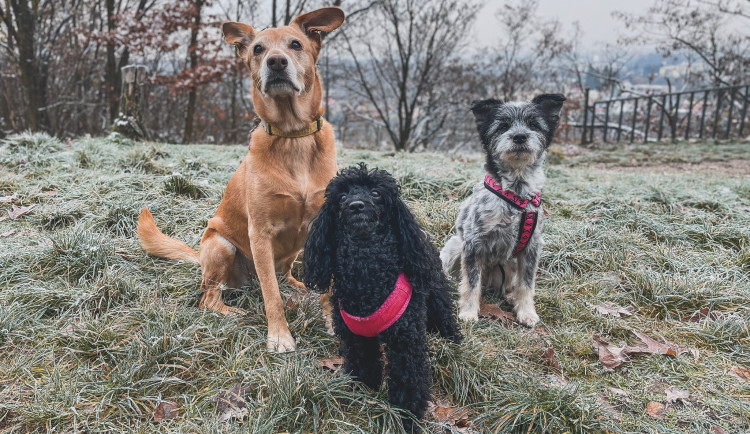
[137,207,200,263]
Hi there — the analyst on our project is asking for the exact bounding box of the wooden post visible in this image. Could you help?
[581,88,589,145]
[112,65,148,140]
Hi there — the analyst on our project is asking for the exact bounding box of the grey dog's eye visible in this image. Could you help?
[498,122,510,131]
[290,40,302,50]
[253,44,263,55]
[371,190,381,198]
[339,194,347,203]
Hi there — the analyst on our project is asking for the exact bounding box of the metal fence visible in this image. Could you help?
[580,84,750,144]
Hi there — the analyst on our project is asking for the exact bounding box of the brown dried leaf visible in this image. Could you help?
[710,425,727,434]
[645,401,665,419]
[319,356,344,372]
[479,304,517,324]
[429,401,471,430]
[596,394,622,421]
[731,366,750,382]
[39,189,58,197]
[682,307,723,322]
[9,204,35,220]
[0,230,14,238]
[586,301,634,318]
[627,331,685,357]
[213,383,251,423]
[541,347,562,373]
[592,335,629,372]
[153,401,178,423]
[665,387,689,404]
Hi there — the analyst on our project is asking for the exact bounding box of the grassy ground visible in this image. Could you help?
[0,132,749,433]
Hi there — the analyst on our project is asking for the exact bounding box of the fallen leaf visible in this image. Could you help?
[0,216,6,222]
[586,301,634,318]
[213,383,251,423]
[731,366,750,382]
[690,348,700,361]
[549,374,569,388]
[645,401,665,419]
[596,394,622,421]
[592,335,629,372]
[8,204,35,220]
[608,387,629,398]
[541,347,562,373]
[479,304,517,324]
[0,194,16,203]
[39,189,58,197]
[710,425,727,434]
[0,230,14,237]
[682,307,723,322]
[284,291,309,310]
[429,400,472,430]
[627,331,685,357]
[319,356,344,372]
[665,387,689,404]
[153,401,178,422]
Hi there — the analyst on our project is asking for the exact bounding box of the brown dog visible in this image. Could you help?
[137,7,345,352]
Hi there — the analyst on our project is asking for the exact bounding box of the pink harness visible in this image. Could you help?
[484,174,542,256]
[339,273,413,337]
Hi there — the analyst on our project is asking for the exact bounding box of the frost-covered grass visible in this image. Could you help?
[0,132,749,432]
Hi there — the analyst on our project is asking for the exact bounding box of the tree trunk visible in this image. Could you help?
[105,0,118,123]
[182,0,204,144]
[11,0,49,131]
[113,65,148,139]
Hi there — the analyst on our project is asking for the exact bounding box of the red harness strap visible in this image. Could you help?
[483,174,542,257]
[339,273,412,337]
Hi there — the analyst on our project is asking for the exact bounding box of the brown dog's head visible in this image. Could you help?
[222,7,344,127]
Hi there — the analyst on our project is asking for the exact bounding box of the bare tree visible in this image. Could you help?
[337,0,479,151]
[0,0,84,131]
[486,0,574,101]
[615,0,750,86]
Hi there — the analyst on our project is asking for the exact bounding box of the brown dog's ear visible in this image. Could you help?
[222,22,255,57]
[291,7,345,51]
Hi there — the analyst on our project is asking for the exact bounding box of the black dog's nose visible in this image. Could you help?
[348,200,365,212]
[266,54,288,71]
[512,133,528,144]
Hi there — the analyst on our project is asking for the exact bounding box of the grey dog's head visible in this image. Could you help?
[471,94,565,175]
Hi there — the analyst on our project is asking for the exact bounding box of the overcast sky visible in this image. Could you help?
[475,0,655,50]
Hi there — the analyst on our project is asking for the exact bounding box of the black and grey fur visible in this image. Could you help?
[440,94,565,327]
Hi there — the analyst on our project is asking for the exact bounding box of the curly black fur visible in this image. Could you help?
[303,163,461,432]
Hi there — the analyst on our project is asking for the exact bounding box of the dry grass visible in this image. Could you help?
[1,132,749,432]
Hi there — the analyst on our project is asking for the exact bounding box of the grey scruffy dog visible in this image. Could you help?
[440,94,565,327]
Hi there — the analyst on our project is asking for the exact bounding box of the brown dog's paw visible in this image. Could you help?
[267,328,296,353]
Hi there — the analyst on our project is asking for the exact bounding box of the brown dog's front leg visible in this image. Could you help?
[250,233,296,352]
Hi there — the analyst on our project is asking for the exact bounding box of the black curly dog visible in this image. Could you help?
[303,163,461,432]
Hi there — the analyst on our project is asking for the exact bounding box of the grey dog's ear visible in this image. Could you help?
[470,99,503,129]
[532,94,566,122]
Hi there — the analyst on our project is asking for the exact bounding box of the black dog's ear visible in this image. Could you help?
[532,94,566,125]
[470,99,503,130]
[392,196,427,280]
[303,197,337,293]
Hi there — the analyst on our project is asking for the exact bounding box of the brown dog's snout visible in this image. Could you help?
[266,54,288,72]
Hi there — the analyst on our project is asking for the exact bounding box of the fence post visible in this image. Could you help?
[112,65,148,140]
[581,88,589,145]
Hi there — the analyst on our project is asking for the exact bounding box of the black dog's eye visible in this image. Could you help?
[371,190,381,198]
[498,122,510,132]
[290,40,302,50]
[339,194,347,203]
[253,44,264,55]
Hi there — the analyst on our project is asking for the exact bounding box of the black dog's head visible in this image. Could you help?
[303,163,426,293]
[325,163,399,238]
[470,94,566,173]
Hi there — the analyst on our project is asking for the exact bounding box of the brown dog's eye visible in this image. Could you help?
[253,44,263,55]
[290,40,302,50]
[339,194,347,203]
[371,190,381,198]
